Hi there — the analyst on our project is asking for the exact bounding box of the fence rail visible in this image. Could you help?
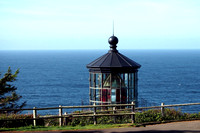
[136,102,200,110]
[0,102,200,126]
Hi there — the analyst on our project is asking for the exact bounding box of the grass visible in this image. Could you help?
[0,124,136,132]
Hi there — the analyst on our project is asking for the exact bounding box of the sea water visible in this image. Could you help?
[0,50,200,114]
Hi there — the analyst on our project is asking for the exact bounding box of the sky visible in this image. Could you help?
[0,0,200,50]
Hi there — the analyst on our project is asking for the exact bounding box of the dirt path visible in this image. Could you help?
[98,120,200,133]
[2,120,200,133]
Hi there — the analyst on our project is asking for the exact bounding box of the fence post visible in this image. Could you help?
[161,103,165,117]
[131,101,135,124]
[93,103,97,125]
[33,107,37,126]
[59,105,63,126]
[113,106,116,123]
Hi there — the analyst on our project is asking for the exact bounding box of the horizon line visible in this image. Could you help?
[1,48,200,51]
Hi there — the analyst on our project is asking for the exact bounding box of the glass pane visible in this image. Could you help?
[120,73,126,88]
[90,89,94,100]
[121,88,127,104]
[129,88,133,102]
[103,74,111,88]
[98,74,102,88]
[102,89,111,103]
[116,89,120,103]
[90,73,93,88]
[108,89,111,102]
[93,73,96,88]
[134,72,138,101]
[125,73,128,88]
[128,73,134,103]
[111,74,121,88]
[96,89,101,101]
[111,89,116,103]
[102,89,107,102]
[103,73,110,82]
[129,73,134,89]
[95,74,101,88]
[93,88,96,100]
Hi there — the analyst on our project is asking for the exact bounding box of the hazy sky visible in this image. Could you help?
[1,0,200,50]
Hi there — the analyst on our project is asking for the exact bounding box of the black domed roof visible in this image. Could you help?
[86,35,141,73]
[87,51,141,73]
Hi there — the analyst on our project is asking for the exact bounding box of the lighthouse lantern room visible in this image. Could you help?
[86,34,141,105]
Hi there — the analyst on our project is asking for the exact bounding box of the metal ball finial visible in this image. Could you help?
[108,36,118,52]
[108,36,118,45]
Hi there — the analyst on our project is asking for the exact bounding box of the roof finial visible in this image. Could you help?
[113,20,114,36]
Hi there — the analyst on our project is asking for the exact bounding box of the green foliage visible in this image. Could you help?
[135,108,200,124]
[0,114,44,128]
[163,108,182,120]
[135,109,162,123]
[40,109,200,127]
[0,67,26,113]
[64,111,132,126]
[62,109,200,127]
[66,116,93,126]
[43,118,59,126]
[0,114,33,128]
[0,108,200,128]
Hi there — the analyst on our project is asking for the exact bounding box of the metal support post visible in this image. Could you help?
[161,103,165,117]
[93,103,97,125]
[59,105,63,126]
[33,107,37,126]
[131,101,135,124]
[113,106,116,123]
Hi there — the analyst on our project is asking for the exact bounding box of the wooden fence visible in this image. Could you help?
[0,102,200,126]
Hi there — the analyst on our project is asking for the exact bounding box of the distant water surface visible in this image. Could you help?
[0,50,200,114]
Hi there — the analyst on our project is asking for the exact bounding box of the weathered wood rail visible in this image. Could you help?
[0,102,200,126]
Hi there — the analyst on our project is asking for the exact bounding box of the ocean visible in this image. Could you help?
[0,50,200,114]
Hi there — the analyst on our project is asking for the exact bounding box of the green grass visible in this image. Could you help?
[0,124,136,132]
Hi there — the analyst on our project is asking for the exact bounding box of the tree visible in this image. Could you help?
[0,67,26,113]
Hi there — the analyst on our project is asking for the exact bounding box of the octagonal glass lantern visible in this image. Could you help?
[86,35,141,106]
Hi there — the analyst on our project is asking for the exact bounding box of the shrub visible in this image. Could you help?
[0,114,33,128]
[135,109,162,123]
[1,109,200,128]
[0,113,44,128]
[135,108,200,124]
